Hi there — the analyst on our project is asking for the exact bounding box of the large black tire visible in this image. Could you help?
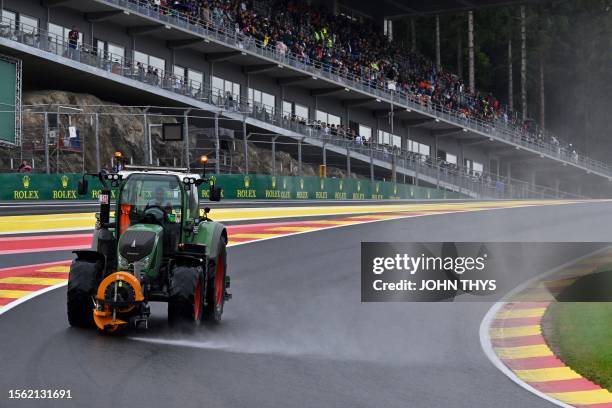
[168,265,204,324]
[67,259,100,328]
[205,241,227,323]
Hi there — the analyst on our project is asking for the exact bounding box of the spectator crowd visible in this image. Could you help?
[144,0,579,161]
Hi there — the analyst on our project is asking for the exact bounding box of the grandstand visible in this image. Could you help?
[0,0,607,197]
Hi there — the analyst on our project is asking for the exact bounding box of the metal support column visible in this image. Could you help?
[56,110,60,173]
[144,107,152,164]
[243,116,248,174]
[44,112,49,174]
[183,108,191,171]
[298,138,303,176]
[322,143,327,167]
[214,111,220,174]
[272,136,278,176]
[370,145,374,182]
[346,148,351,176]
[94,113,100,172]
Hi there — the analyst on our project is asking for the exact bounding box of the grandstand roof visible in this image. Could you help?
[343,0,538,18]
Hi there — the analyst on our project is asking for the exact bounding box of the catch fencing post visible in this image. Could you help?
[183,108,192,171]
[94,113,100,172]
[346,147,351,176]
[144,107,151,164]
[272,135,279,176]
[215,111,220,174]
[44,112,50,174]
[243,116,248,174]
[298,137,303,176]
[369,145,374,182]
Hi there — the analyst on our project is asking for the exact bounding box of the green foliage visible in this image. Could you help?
[396,1,612,160]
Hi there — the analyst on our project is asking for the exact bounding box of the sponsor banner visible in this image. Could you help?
[361,242,609,302]
[198,175,465,200]
[0,173,466,201]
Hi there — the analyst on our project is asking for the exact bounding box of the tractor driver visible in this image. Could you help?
[147,186,174,214]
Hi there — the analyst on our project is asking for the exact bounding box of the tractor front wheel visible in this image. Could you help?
[168,265,205,324]
[67,259,100,328]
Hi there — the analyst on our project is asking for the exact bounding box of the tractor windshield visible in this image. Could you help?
[119,174,183,227]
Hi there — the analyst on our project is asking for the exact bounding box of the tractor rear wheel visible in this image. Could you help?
[168,265,204,324]
[205,241,227,324]
[67,259,100,328]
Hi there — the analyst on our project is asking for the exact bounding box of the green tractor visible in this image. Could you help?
[67,165,230,333]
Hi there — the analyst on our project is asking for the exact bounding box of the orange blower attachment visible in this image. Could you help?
[93,272,144,332]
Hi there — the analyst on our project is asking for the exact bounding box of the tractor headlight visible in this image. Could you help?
[118,254,129,269]
[118,255,151,274]
[137,256,152,270]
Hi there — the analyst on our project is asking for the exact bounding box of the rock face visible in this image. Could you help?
[13,90,183,173]
[1,90,354,178]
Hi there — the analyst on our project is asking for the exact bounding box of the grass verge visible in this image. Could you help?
[544,269,612,391]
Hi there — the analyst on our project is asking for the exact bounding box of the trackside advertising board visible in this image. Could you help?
[0,173,468,201]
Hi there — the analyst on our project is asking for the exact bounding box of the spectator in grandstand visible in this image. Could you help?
[141,0,577,161]
[18,160,32,173]
[68,26,79,59]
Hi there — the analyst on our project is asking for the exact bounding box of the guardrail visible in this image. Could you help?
[0,173,467,201]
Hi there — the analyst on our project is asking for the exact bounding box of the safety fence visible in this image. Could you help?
[1,107,581,200]
[0,173,467,201]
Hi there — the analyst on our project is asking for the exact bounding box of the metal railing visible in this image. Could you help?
[92,0,611,177]
[0,17,583,198]
[7,105,582,199]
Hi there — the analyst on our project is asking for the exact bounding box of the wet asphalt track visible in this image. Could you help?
[1,201,612,408]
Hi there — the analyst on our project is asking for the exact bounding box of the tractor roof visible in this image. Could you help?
[118,166,202,182]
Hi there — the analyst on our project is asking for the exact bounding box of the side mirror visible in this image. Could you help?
[78,179,89,196]
[209,184,222,202]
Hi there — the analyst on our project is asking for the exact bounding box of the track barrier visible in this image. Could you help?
[0,173,467,201]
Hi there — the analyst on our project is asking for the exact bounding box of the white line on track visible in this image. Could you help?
[0,283,68,316]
